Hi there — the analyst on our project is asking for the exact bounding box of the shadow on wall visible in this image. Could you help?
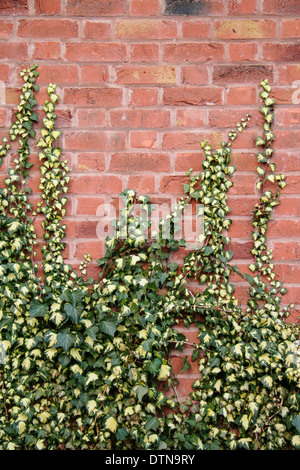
[164,0,211,15]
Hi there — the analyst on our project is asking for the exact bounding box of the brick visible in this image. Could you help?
[80,65,109,84]
[226,86,257,105]
[276,109,300,127]
[208,108,262,128]
[215,20,276,39]
[163,87,223,106]
[74,241,104,260]
[181,65,209,85]
[65,43,126,62]
[116,19,177,39]
[226,196,257,216]
[274,131,300,149]
[32,42,62,61]
[278,65,300,84]
[77,152,106,171]
[18,20,78,39]
[0,64,10,82]
[109,153,170,172]
[181,20,210,38]
[176,109,205,127]
[0,21,13,38]
[230,152,257,172]
[263,0,300,15]
[230,174,256,194]
[276,198,300,217]
[0,43,27,61]
[174,153,204,172]
[77,109,106,128]
[268,220,300,238]
[271,87,296,105]
[281,19,300,39]
[110,109,170,128]
[229,43,258,62]
[64,131,125,151]
[116,66,176,85]
[162,131,223,150]
[128,88,159,106]
[0,0,28,15]
[35,65,79,84]
[130,0,160,16]
[213,65,273,83]
[163,43,225,62]
[263,43,300,62]
[228,0,257,15]
[164,0,224,16]
[159,175,190,194]
[69,175,122,194]
[67,0,127,16]
[130,131,157,149]
[271,242,300,260]
[130,44,159,62]
[127,175,156,193]
[76,196,105,215]
[83,21,112,39]
[34,0,61,14]
[64,88,122,107]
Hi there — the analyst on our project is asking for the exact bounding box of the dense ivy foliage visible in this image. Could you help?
[0,66,299,450]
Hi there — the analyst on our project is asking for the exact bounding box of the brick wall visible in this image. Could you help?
[0,0,299,395]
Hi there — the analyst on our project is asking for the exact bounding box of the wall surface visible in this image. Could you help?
[0,0,299,395]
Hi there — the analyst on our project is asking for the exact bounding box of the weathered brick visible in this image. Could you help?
[0,0,28,15]
[181,20,210,38]
[0,43,27,60]
[278,65,300,83]
[127,175,156,193]
[76,196,106,215]
[18,19,78,38]
[176,108,205,127]
[181,65,209,85]
[229,43,258,62]
[213,65,273,83]
[116,66,176,85]
[163,43,225,62]
[164,0,224,16]
[215,20,276,39]
[263,43,300,62]
[69,175,122,194]
[0,20,13,38]
[67,0,127,16]
[281,19,300,38]
[228,0,257,15]
[226,86,257,105]
[65,43,126,62]
[32,42,62,61]
[263,0,300,15]
[129,88,159,106]
[163,87,223,106]
[80,65,109,84]
[130,0,160,16]
[130,44,159,62]
[110,109,170,128]
[83,21,112,39]
[64,88,122,107]
[110,153,170,172]
[116,19,177,39]
[34,65,79,84]
[77,109,106,128]
[34,0,61,14]
[64,131,125,151]
[130,131,157,149]
[162,131,223,150]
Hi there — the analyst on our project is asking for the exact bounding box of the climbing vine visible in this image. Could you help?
[0,65,299,450]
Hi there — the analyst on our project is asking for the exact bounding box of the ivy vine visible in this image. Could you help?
[0,66,299,450]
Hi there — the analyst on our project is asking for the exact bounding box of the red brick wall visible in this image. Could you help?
[0,0,299,393]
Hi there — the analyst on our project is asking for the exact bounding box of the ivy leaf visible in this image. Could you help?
[146,358,161,375]
[100,320,117,338]
[29,300,48,318]
[64,303,82,324]
[135,385,148,401]
[292,415,300,433]
[116,428,128,441]
[145,417,160,431]
[57,330,75,352]
[261,375,273,389]
[180,356,191,373]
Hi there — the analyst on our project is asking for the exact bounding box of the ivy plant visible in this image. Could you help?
[0,66,299,450]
